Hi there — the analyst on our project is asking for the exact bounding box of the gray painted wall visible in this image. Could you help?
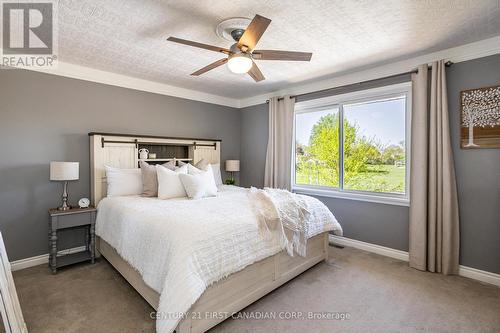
[0,69,240,261]
[240,54,500,274]
[240,103,269,189]
[447,54,500,274]
[1,55,498,275]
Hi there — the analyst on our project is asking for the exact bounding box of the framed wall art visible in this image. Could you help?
[460,84,500,149]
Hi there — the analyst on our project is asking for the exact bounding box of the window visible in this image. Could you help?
[293,83,411,206]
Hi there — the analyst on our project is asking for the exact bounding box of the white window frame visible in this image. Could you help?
[292,82,412,207]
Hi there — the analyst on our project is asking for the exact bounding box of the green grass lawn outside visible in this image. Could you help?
[296,164,405,193]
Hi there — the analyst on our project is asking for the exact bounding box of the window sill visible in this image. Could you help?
[292,186,410,207]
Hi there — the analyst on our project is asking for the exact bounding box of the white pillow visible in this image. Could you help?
[179,168,218,199]
[180,159,208,170]
[156,164,188,199]
[187,163,203,175]
[188,163,222,186]
[105,166,143,197]
[210,163,223,186]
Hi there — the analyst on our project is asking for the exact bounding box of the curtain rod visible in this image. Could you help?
[265,61,453,103]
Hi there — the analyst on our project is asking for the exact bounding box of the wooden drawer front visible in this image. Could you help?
[277,234,325,277]
[190,256,275,333]
[193,256,275,311]
[57,213,92,229]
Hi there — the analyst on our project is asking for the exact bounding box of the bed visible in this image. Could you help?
[89,133,342,333]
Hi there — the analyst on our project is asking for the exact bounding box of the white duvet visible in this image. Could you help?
[96,185,342,333]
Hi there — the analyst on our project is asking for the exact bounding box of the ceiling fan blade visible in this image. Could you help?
[252,50,312,61]
[191,58,228,76]
[237,14,271,51]
[247,61,265,82]
[167,37,231,54]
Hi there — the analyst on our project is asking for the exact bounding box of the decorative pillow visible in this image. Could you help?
[156,164,188,199]
[139,161,176,197]
[105,166,143,197]
[187,163,203,175]
[163,160,176,170]
[178,159,207,169]
[210,163,223,186]
[179,167,218,199]
[195,158,209,170]
[186,162,221,185]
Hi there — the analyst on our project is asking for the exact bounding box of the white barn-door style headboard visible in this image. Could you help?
[89,132,221,206]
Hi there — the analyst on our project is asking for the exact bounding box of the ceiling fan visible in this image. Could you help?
[167,14,312,82]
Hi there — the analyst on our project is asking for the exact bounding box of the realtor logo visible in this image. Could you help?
[1,0,58,68]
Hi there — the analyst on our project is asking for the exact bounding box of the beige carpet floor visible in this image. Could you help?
[12,246,500,333]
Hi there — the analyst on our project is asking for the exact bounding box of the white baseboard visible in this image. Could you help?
[330,235,409,261]
[329,235,500,287]
[458,266,500,287]
[10,246,87,271]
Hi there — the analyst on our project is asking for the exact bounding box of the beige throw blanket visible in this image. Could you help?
[249,187,339,257]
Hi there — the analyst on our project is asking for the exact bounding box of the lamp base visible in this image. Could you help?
[57,181,71,211]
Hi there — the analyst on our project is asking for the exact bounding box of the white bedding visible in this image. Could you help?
[96,185,342,333]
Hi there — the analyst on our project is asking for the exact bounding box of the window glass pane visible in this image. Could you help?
[295,107,340,187]
[343,96,406,194]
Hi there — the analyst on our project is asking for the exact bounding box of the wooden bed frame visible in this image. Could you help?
[89,133,330,333]
[96,233,328,333]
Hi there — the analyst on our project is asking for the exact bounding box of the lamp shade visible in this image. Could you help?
[50,162,79,181]
[225,160,240,172]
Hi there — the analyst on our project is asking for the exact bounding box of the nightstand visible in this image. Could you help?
[48,207,97,274]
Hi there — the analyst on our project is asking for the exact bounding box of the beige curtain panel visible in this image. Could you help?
[409,60,460,275]
[264,96,296,190]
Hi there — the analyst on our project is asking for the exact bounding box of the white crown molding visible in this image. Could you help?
[16,61,241,108]
[329,235,500,287]
[239,35,500,108]
[4,35,500,109]
[10,246,86,271]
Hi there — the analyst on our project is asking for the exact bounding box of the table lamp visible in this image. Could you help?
[225,160,240,185]
[50,162,79,210]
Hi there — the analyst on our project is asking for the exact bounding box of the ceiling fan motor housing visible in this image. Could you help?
[230,29,245,42]
[230,43,248,55]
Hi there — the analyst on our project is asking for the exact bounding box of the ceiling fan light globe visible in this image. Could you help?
[227,54,253,74]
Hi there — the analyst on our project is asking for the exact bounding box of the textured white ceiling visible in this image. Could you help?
[59,0,500,99]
